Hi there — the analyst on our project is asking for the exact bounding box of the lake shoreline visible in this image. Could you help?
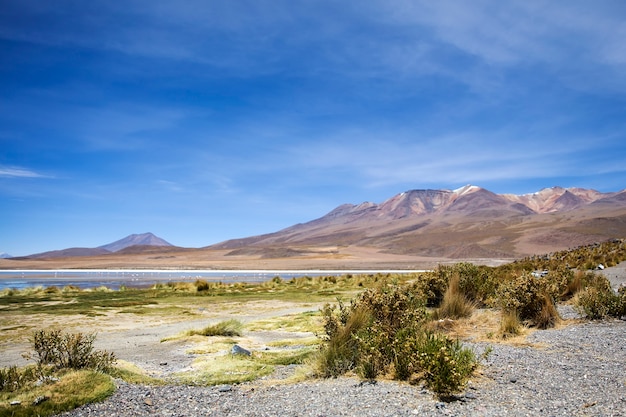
[0,269,429,291]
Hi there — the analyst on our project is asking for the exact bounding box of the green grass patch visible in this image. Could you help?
[0,369,114,417]
[108,360,165,385]
[186,319,243,337]
[174,355,275,386]
[265,336,320,347]
[246,311,322,333]
[173,345,317,386]
[256,347,316,366]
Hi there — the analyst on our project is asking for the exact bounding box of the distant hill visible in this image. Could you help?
[24,233,173,259]
[0,252,13,259]
[211,185,626,259]
[98,232,172,252]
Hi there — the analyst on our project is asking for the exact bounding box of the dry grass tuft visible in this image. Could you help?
[536,293,560,329]
[433,273,476,320]
[561,270,584,299]
[499,309,522,339]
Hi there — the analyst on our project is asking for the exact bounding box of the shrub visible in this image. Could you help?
[194,279,210,292]
[317,303,370,378]
[454,263,498,307]
[413,270,449,307]
[543,267,574,301]
[186,319,243,337]
[317,284,478,398]
[27,330,116,372]
[536,293,560,329]
[499,309,521,338]
[413,332,478,399]
[0,365,35,392]
[575,275,624,319]
[434,273,475,320]
[561,270,585,299]
[497,273,560,328]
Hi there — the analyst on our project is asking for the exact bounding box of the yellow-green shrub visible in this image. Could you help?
[317,283,478,398]
[497,273,560,328]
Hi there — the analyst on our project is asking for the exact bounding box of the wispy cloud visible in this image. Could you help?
[281,127,625,190]
[0,166,47,178]
[3,0,625,93]
[381,1,626,92]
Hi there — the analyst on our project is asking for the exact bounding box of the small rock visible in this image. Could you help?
[231,344,251,356]
[218,385,233,392]
[159,362,168,366]
[144,398,153,406]
[509,377,518,383]
[33,396,49,406]
[10,401,21,406]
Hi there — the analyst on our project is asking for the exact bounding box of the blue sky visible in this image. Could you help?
[2,1,626,256]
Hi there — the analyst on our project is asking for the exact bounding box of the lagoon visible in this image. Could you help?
[0,269,426,291]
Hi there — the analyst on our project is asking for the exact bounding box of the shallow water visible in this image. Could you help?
[0,269,425,290]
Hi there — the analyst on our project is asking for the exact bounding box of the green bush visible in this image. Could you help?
[317,302,369,377]
[413,332,478,398]
[317,284,478,398]
[186,319,243,337]
[454,263,498,307]
[497,273,560,328]
[413,270,449,307]
[27,330,116,372]
[0,365,35,392]
[576,275,625,319]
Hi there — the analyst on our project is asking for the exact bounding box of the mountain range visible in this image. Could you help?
[211,185,626,259]
[6,185,626,265]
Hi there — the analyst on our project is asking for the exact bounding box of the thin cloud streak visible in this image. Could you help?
[0,166,48,178]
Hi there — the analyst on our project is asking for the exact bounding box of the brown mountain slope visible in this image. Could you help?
[212,186,626,259]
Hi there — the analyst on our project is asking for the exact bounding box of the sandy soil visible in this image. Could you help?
[0,300,323,375]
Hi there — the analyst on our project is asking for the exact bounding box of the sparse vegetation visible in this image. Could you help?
[316,283,478,399]
[185,319,243,337]
[433,273,476,320]
[26,330,116,372]
[497,273,560,329]
[0,331,117,417]
[575,274,625,319]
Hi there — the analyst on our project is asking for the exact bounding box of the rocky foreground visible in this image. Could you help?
[57,314,625,417]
